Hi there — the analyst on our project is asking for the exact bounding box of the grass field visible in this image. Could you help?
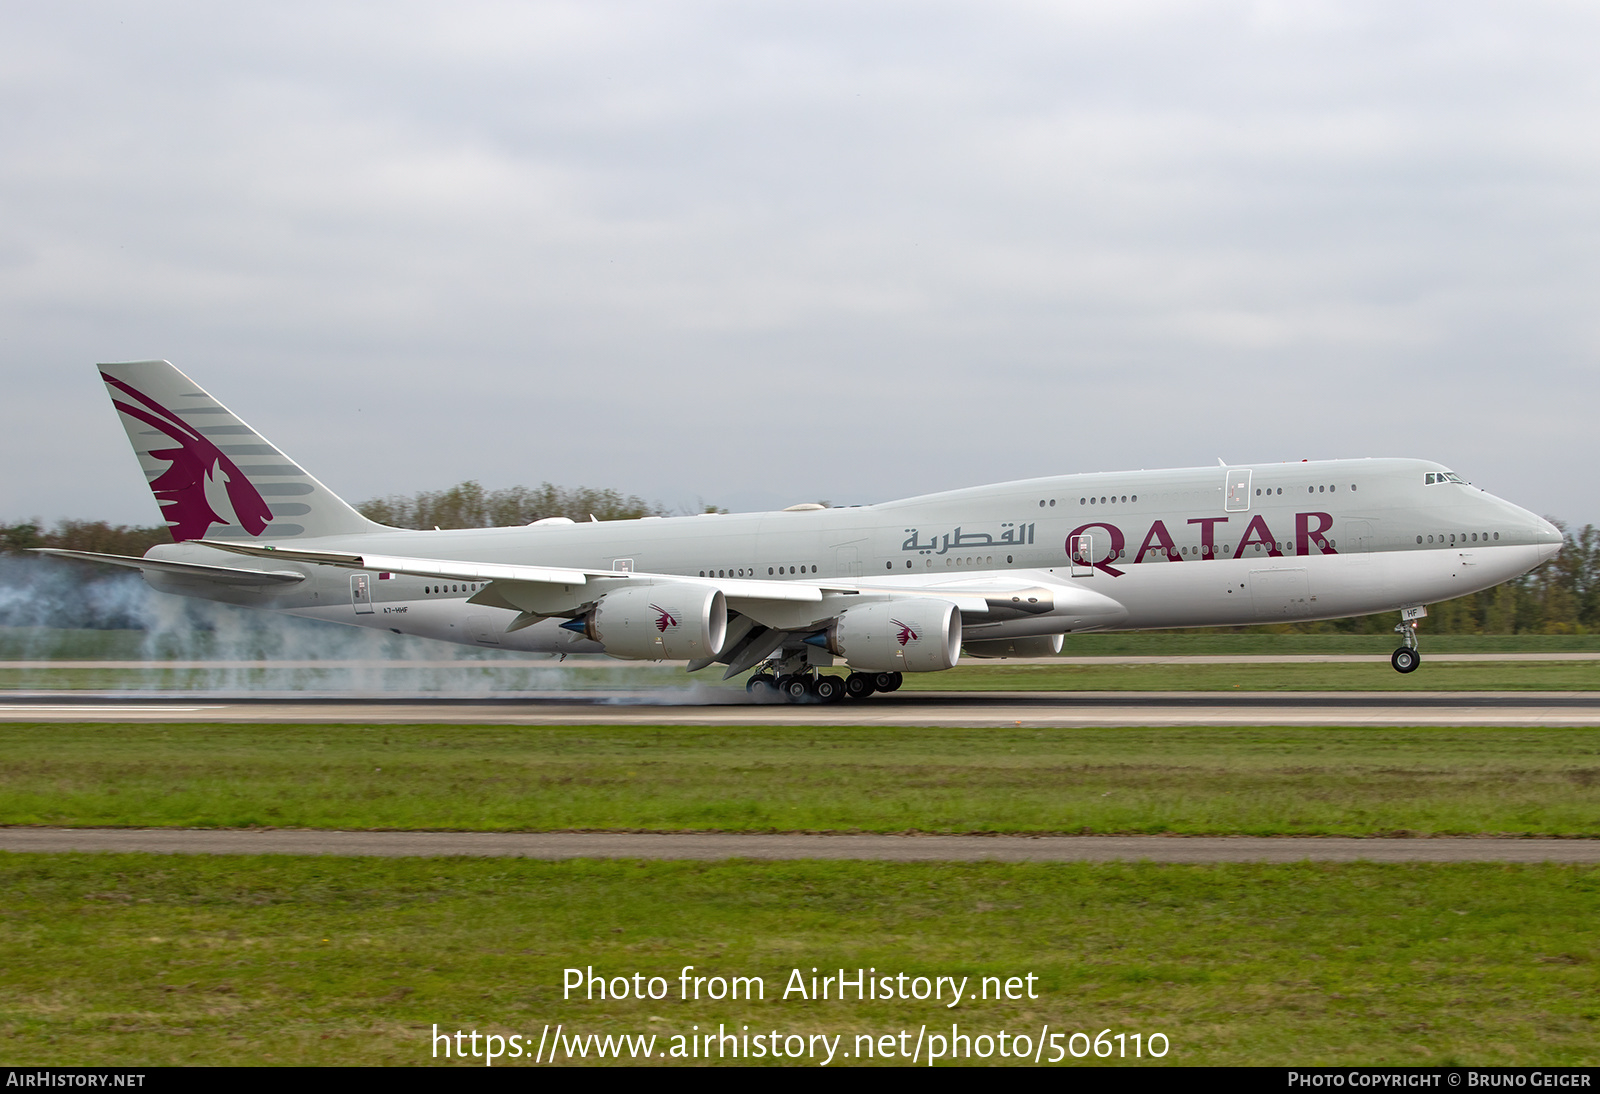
[1,854,1595,1066]
[4,631,1597,1067]
[901,660,1600,691]
[3,722,1597,835]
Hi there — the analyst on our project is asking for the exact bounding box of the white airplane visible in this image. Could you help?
[41,360,1563,702]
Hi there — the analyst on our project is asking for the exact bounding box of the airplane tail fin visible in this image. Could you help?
[97,360,391,542]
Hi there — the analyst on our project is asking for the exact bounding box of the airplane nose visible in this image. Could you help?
[1535,517,1564,562]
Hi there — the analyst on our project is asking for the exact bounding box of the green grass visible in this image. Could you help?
[4,723,1598,835]
[903,661,1600,691]
[1,855,1595,1066]
[1055,633,1600,654]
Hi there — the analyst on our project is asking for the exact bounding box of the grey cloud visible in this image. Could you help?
[2,1,1597,525]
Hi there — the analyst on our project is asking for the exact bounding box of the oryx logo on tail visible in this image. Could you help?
[650,604,679,632]
[891,618,919,646]
[101,373,273,541]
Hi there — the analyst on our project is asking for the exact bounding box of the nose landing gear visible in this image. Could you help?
[1391,618,1422,673]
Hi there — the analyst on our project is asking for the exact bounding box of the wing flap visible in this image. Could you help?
[197,539,829,603]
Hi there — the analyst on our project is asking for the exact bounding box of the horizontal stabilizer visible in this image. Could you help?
[196,540,593,586]
[33,548,306,586]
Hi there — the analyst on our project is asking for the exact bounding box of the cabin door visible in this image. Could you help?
[350,573,374,614]
[1070,534,1095,577]
[1225,469,1252,512]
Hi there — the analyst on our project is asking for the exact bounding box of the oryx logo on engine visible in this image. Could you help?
[650,604,679,632]
[891,619,919,646]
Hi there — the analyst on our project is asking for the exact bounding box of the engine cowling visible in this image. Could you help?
[822,598,961,673]
[582,584,728,660]
[962,634,1065,659]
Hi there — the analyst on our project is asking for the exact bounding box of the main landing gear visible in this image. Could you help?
[1391,619,1421,674]
[746,669,904,703]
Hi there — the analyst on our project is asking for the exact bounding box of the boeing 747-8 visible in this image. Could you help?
[39,360,1564,701]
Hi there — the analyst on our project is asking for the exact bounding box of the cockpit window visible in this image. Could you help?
[1425,472,1467,485]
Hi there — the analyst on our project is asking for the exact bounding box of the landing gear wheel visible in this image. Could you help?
[844,672,876,699]
[873,671,904,693]
[782,676,813,702]
[1391,648,1420,673]
[813,676,845,703]
[746,673,777,695]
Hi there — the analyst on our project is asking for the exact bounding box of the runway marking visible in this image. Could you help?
[3,828,1597,862]
[1,692,1596,726]
[0,705,222,713]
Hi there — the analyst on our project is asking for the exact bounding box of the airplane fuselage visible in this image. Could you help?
[143,457,1562,657]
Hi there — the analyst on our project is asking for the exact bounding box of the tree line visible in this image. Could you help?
[2,491,1596,634]
[354,480,672,528]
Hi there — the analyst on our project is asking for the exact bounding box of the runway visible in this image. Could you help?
[3,827,1598,862]
[1,690,1598,726]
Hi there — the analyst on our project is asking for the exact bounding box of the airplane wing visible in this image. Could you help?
[194,539,831,603]
[193,539,993,612]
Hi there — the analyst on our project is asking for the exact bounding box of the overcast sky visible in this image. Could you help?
[4,1,1597,528]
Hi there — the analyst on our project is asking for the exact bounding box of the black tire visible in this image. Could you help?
[813,676,845,703]
[844,673,876,699]
[746,673,777,695]
[875,671,904,692]
[1391,647,1420,674]
[783,676,812,702]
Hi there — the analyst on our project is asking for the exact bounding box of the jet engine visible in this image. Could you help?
[962,634,1065,659]
[815,598,961,672]
[569,584,728,660]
